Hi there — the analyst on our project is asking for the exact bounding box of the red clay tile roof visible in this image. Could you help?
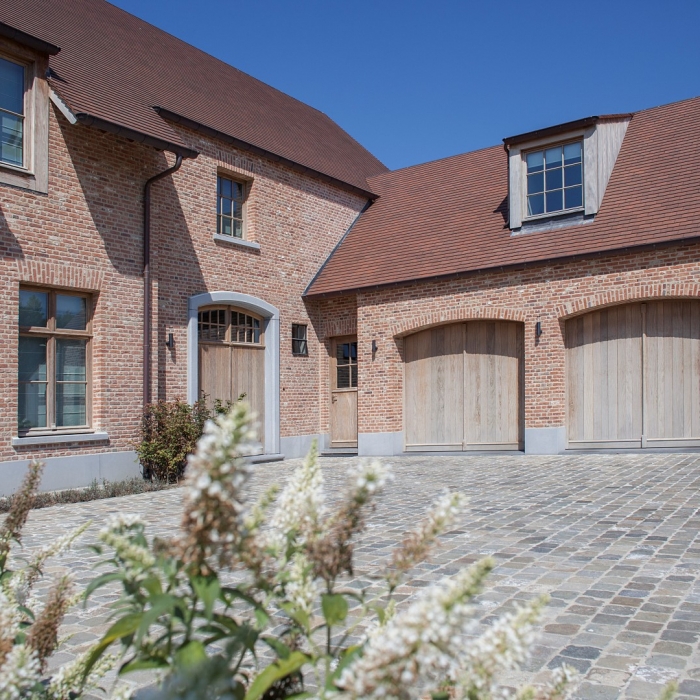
[306,96,700,297]
[0,0,387,193]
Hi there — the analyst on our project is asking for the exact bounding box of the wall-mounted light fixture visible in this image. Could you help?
[535,321,542,338]
[371,339,378,354]
[165,332,174,349]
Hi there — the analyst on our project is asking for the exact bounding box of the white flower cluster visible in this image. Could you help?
[0,645,41,700]
[182,404,257,533]
[338,562,490,699]
[285,553,317,617]
[99,529,155,573]
[426,491,467,534]
[46,650,116,700]
[461,597,545,697]
[0,590,20,644]
[104,513,145,531]
[348,460,392,504]
[268,441,324,552]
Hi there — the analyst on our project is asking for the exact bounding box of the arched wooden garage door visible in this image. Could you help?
[566,301,700,448]
[404,321,523,451]
[198,306,265,445]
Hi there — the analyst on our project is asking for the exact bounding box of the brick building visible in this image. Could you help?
[1,2,699,495]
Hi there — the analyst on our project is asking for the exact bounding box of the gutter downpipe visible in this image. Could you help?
[143,154,183,409]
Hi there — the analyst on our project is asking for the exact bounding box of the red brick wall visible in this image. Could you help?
[0,101,366,463]
[316,244,700,437]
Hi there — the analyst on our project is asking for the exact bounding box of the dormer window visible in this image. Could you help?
[504,115,632,231]
[526,141,583,217]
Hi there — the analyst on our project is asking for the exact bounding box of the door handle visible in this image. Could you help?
[332,396,337,403]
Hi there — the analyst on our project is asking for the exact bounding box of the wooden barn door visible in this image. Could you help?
[404,321,523,451]
[198,306,265,448]
[566,301,700,449]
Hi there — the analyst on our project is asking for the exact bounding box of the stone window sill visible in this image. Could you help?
[12,431,110,447]
[213,234,260,251]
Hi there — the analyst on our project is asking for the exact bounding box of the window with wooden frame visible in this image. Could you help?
[18,288,92,435]
[0,55,26,168]
[198,307,263,345]
[524,140,583,218]
[217,175,247,239]
[292,324,308,356]
[335,340,357,389]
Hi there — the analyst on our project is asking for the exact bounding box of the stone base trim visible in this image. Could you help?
[358,431,404,456]
[0,450,141,497]
[524,427,567,455]
[280,433,327,459]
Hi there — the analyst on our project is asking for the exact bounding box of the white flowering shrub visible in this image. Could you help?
[0,462,114,700]
[84,402,580,700]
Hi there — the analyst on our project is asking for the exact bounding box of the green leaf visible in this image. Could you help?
[84,571,125,599]
[244,651,309,700]
[175,640,207,669]
[322,593,348,626]
[142,575,163,597]
[82,613,143,679]
[120,657,169,673]
[136,594,177,644]
[261,636,291,660]
[192,575,221,620]
[254,608,270,630]
[280,602,309,631]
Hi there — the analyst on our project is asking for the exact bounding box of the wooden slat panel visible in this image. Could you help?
[566,305,642,443]
[645,301,700,441]
[330,390,357,446]
[464,321,522,447]
[231,345,265,443]
[404,325,464,448]
[199,344,233,407]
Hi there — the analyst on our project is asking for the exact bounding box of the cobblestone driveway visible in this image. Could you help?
[11,453,700,699]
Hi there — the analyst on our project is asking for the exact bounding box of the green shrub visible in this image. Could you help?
[136,396,244,483]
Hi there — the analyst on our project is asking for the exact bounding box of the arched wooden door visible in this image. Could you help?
[198,306,265,445]
[566,301,700,448]
[404,321,524,451]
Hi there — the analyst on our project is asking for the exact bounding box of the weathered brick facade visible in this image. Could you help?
[309,243,700,453]
[0,97,365,491]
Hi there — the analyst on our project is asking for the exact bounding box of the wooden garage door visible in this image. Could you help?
[404,321,523,451]
[566,301,700,448]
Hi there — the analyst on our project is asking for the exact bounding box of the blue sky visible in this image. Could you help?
[111,0,700,171]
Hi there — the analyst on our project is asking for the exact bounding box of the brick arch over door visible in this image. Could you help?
[187,292,280,455]
[391,307,527,339]
[556,284,700,320]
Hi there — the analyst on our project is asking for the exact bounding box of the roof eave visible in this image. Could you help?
[0,20,60,54]
[155,107,378,200]
[304,235,700,300]
[503,113,633,148]
[73,111,199,159]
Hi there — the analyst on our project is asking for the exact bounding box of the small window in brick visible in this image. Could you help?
[217,175,246,239]
[292,324,308,356]
[18,287,92,434]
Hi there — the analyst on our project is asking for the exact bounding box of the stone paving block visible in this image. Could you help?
[5,452,700,697]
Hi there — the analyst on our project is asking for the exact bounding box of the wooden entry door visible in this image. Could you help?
[566,301,700,448]
[404,321,523,451]
[198,306,265,447]
[330,336,358,448]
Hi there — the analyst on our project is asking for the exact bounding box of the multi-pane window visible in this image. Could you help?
[198,307,262,345]
[336,341,357,389]
[292,324,308,356]
[217,175,245,238]
[526,141,583,217]
[0,56,25,167]
[18,288,91,433]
